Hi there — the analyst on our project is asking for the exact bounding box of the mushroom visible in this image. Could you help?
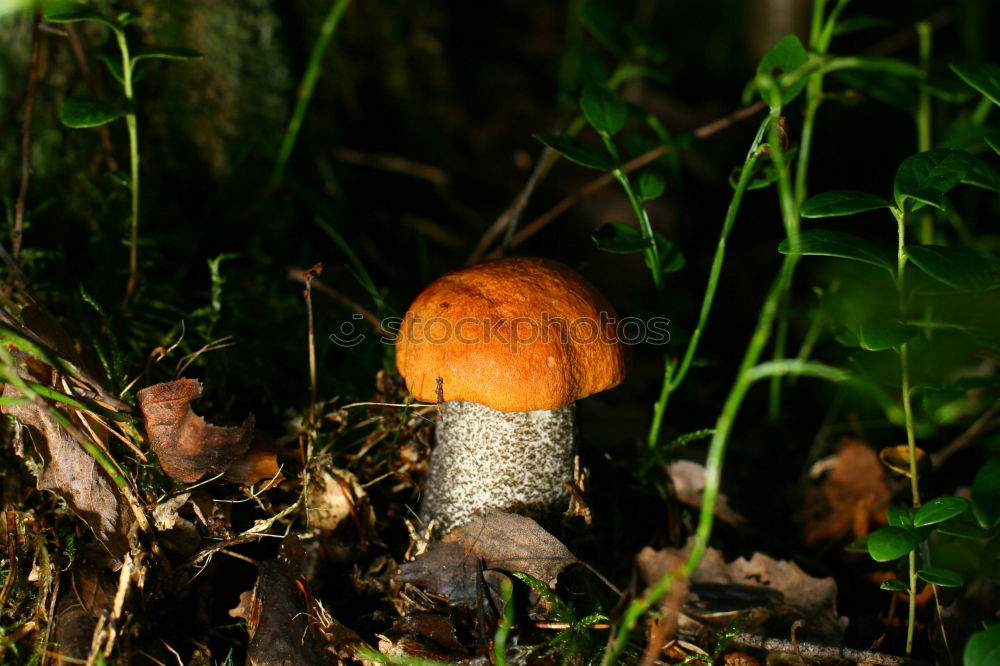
[395,256,626,535]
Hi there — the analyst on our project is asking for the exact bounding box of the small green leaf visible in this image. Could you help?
[59,96,126,128]
[972,458,1000,529]
[800,190,892,218]
[580,84,628,136]
[730,146,799,191]
[880,579,910,592]
[836,70,917,111]
[577,2,630,59]
[833,16,890,36]
[962,154,1000,192]
[893,149,974,210]
[964,623,1000,666]
[533,133,616,171]
[779,229,893,272]
[951,62,1000,106]
[905,245,997,292]
[844,536,868,553]
[649,232,685,273]
[104,171,130,188]
[919,73,977,103]
[511,572,572,622]
[868,526,921,561]
[116,10,140,25]
[132,47,203,64]
[592,221,649,253]
[887,506,915,529]
[756,34,810,107]
[858,318,918,351]
[830,56,922,78]
[99,55,125,84]
[44,1,119,31]
[935,514,991,539]
[913,496,970,527]
[917,568,964,587]
[986,130,1000,156]
[638,172,666,201]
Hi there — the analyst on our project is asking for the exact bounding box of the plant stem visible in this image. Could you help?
[647,117,768,449]
[600,133,664,290]
[916,21,932,153]
[606,114,800,664]
[770,0,840,418]
[895,207,921,656]
[115,29,140,303]
[493,577,514,666]
[894,211,920,508]
[907,550,917,654]
[915,21,934,245]
[272,0,351,186]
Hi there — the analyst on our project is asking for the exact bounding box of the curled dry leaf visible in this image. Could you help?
[802,437,889,545]
[879,443,930,478]
[377,614,471,662]
[667,460,746,527]
[306,467,370,531]
[641,537,848,646]
[137,379,254,483]
[50,566,117,663]
[223,449,284,488]
[2,384,135,568]
[229,536,370,665]
[396,510,576,605]
[152,492,200,554]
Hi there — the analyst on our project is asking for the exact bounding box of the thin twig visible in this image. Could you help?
[288,266,387,336]
[12,12,41,265]
[466,145,559,264]
[303,262,322,434]
[494,100,768,256]
[728,631,930,665]
[333,147,449,187]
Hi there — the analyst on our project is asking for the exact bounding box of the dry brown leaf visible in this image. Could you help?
[230,536,368,665]
[137,379,254,483]
[879,444,930,478]
[2,385,135,568]
[377,614,471,662]
[223,449,284,488]
[667,460,746,527]
[802,437,889,545]
[641,537,848,647]
[50,566,117,664]
[306,468,370,532]
[396,510,577,605]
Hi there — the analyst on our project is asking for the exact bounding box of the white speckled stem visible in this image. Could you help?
[420,401,576,536]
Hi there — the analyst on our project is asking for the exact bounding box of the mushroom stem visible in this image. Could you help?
[420,400,576,535]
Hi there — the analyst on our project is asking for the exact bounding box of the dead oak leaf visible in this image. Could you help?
[802,437,889,545]
[230,536,370,665]
[2,385,135,568]
[667,460,746,527]
[641,537,848,646]
[396,511,576,605]
[137,379,253,483]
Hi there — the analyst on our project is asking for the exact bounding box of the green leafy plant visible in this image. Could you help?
[965,622,1000,666]
[790,141,999,652]
[534,0,1000,662]
[43,0,200,302]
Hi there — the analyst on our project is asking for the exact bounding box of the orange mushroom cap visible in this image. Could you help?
[395,257,627,412]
